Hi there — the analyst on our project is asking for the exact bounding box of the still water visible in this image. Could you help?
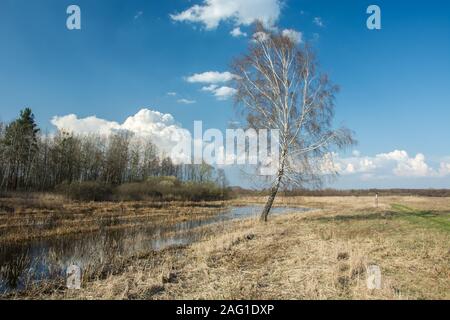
[0,205,308,293]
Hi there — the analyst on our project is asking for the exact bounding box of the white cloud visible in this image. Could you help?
[323,150,450,188]
[51,109,192,164]
[187,71,237,100]
[392,153,432,177]
[51,114,121,136]
[281,28,303,44]
[377,150,409,162]
[211,86,237,100]
[177,98,197,104]
[313,17,324,27]
[201,84,236,100]
[201,84,219,92]
[328,150,449,179]
[186,71,236,84]
[167,92,177,96]
[230,27,247,37]
[438,161,450,176]
[170,0,281,30]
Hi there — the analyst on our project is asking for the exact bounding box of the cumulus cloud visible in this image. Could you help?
[51,109,192,164]
[439,161,450,176]
[327,150,449,179]
[230,27,247,37]
[170,0,281,30]
[186,71,236,84]
[281,28,303,44]
[51,114,121,136]
[392,153,432,177]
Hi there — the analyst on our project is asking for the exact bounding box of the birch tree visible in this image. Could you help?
[232,24,355,221]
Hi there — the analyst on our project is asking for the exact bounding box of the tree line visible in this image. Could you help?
[0,108,228,194]
[230,187,450,198]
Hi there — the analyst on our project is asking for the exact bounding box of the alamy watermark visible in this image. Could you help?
[66,264,81,290]
[366,265,382,290]
[66,5,81,30]
[170,121,281,176]
[66,5,381,31]
[367,5,382,30]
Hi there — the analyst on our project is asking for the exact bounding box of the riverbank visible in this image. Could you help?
[2,196,450,300]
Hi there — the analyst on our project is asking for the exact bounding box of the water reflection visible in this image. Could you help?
[0,205,308,293]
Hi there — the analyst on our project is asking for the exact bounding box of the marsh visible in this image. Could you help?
[0,199,308,295]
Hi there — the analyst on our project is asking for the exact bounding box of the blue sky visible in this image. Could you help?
[1,0,449,188]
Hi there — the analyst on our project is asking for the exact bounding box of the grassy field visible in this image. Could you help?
[1,195,449,300]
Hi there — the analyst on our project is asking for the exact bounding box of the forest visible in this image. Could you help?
[0,108,229,201]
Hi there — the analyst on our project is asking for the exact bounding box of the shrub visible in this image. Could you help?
[55,177,231,202]
[115,182,162,201]
[56,181,113,202]
[115,177,230,202]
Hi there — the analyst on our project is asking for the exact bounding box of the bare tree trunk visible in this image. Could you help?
[260,173,282,222]
[260,149,286,222]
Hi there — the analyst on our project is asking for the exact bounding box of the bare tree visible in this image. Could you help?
[0,109,229,193]
[232,24,355,222]
[104,132,131,185]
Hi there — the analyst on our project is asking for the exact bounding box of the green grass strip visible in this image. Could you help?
[391,204,450,232]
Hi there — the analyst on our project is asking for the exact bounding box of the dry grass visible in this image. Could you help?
[0,194,226,243]
[3,195,450,300]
